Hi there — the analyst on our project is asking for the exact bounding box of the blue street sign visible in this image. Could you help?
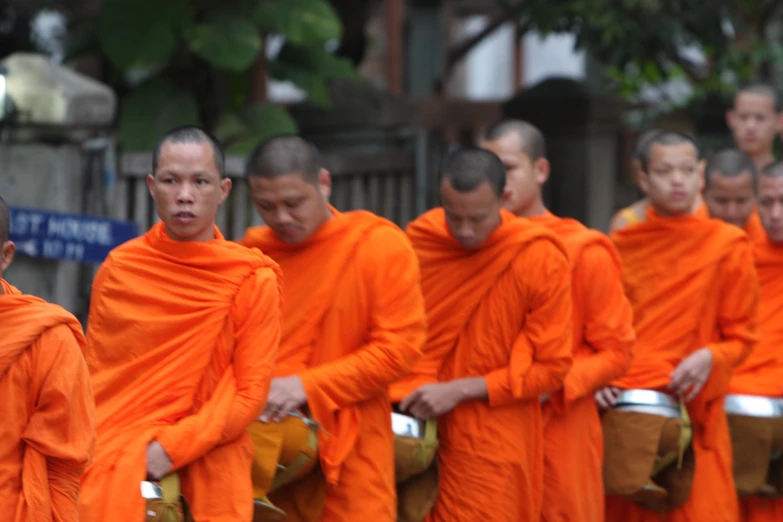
[8,207,139,264]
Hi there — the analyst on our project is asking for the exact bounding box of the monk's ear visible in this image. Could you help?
[726,108,736,130]
[697,159,707,191]
[534,157,550,185]
[775,111,783,133]
[318,168,332,201]
[638,171,650,195]
[218,176,232,205]
[146,173,156,200]
[0,241,15,273]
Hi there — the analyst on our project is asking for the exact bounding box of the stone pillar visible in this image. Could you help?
[0,53,116,317]
[503,77,624,231]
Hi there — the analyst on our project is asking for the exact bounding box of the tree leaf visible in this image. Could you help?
[64,22,99,62]
[223,103,299,154]
[98,0,188,70]
[184,12,262,72]
[213,111,249,144]
[276,43,358,79]
[253,0,342,45]
[119,77,200,152]
[267,62,331,107]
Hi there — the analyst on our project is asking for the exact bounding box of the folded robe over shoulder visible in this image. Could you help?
[607,208,759,522]
[731,238,783,522]
[0,279,96,522]
[394,208,573,522]
[79,222,282,522]
[239,208,427,522]
[529,213,635,522]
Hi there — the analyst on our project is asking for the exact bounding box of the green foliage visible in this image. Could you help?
[520,0,783,115]
[68,0,356,152]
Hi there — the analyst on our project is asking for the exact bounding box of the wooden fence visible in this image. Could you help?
[118,147,421,240]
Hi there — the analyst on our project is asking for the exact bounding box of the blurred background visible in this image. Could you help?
[2,0,782,318]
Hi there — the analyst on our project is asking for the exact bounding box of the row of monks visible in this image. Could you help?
[2,82,783,522]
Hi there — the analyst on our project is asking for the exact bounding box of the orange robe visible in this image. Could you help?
[730,237,783,522]
[743,210,766,242]
[0,279,96,522]
[529,212,635,522]
[607,207,759,522]
[239,209,427,522]
[79,222,282,522]
[394,208,573,522]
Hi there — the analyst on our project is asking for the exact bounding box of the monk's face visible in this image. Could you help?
[757,175,783,242]
[440,179,503,249]
[703,170,756,228]
[727,93,782,157]
[147,142,230,242]
[480,134,548,216]
[640,142,702,216]
[0,239,14,277]
[248,171,332,244]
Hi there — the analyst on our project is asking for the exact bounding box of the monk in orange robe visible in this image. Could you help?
[480,120,636,522]
[79,126,283,522]
[727,161,783,522]
[726,83,782,173]
[239,135,427,522]
[702,148,765,240]
[610,129,706,232]
[392,147,573,522]
[599,131,759,522]
[0,195,96,522]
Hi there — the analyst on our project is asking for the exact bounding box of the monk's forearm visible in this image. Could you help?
[450,377,489,402]
[563,345,633,403]
[300,331,423,409]
[484,358,571,408]
[700,339,755,401]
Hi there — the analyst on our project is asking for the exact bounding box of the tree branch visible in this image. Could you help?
[432,0,527,94]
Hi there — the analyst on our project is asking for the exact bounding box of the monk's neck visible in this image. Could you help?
[752,151,775,171]
[514,199,547,218]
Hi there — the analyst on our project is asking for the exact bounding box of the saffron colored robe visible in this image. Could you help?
[0,279,96,522]
[529,212,635,522]
[239,209,427,522]
[743,210,766,242]
[607,208,759,522]
[79,223,282,522]
[396,208,573,522]
[731,237,783,522]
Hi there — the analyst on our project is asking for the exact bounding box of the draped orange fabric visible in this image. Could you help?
[731,238,783,522]
[400,208,573,522]
[529,213,635,522]
[607,207,759,522]
[744,210,766,242]
[0,279,95,522]
[239,209,427,522]
[79,222,282,522]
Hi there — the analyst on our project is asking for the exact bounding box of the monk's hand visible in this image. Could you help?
[668,348,713,402]
[260,376,307,423]
[146,441,173,480]
[594,386,622,410]
[399,383,461,420]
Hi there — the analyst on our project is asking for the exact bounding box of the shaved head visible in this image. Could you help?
[633,129,663,162]
[483,120,546,161]
[0,195,8,244]
[736,83,781,112]
[704,149,757,189]
[153,125,225,178]
[762,161,783,179]
[641,131,698,172]
[441,147,506,197]
[246,134,322,183]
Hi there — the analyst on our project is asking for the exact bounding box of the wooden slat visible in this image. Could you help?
[383,174,396,221]
[368,174,381,212]
[132,178,150,234]
[232,182,249,239]
[350,175,365,210]
[399,172,412,226]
